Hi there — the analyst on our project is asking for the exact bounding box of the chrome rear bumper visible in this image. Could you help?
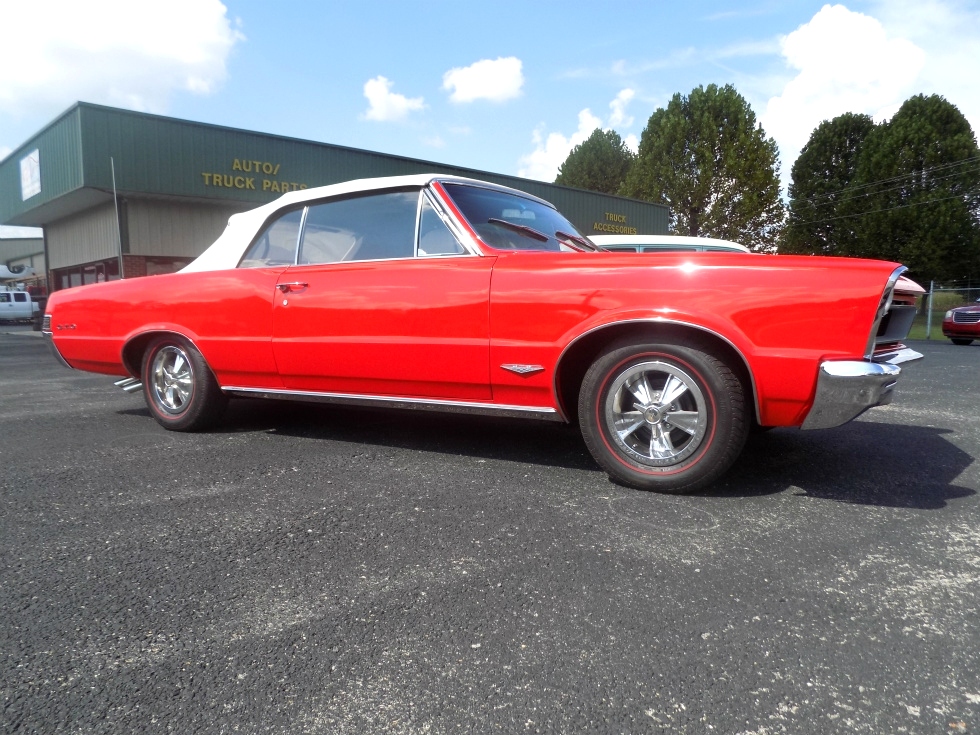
[801,348,923,430]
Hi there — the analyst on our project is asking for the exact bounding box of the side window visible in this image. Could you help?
[299,190,419,265]
[0,293,9,303]
[239,209,303,268]
[418,195,465,256]
[13,292,28,302]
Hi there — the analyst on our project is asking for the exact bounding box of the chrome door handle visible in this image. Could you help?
[277,282,309,293]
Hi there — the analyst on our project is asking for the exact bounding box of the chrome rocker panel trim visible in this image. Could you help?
[801,349,923,430]
[221,386,563,422]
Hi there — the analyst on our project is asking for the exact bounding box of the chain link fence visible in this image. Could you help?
[913,284,980,339]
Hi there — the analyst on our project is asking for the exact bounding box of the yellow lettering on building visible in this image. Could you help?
[231,159,283,175]
[604,212,627,223]
[262,180,309,193]
[592,222,638,235]
[203,159,307,193]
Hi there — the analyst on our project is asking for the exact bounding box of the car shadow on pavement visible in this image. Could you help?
[707,421,976,509]
[171,398,599,471]
[119,401,975,509]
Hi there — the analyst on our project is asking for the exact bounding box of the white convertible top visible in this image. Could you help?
[181,173,552,273]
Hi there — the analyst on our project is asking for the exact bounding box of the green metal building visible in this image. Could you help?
[0,103,668,292]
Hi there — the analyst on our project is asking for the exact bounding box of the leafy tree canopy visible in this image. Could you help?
[554,128,635,195]
[846,94,980,284]
[782,113,875,256]
[620,83,784,251]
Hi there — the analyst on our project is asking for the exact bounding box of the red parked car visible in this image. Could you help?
[942,299,980,345]
[44,175,923,493]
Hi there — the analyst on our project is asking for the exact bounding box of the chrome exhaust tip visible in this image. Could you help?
[114,377,143,393]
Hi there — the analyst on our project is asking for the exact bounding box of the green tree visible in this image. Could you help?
[620,83,784,251]
[846,94,980,284]
[782,113,875,255]
[555,128,635,195]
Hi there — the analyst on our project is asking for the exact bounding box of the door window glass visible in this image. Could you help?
[13,292,27,302]
[0,293,9,303]
[240,209,304,268]
[418,195,465,256]
[299,190,419,265]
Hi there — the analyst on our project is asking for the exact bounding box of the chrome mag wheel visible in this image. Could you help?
[603,360,708,467]
[149,344,195,415]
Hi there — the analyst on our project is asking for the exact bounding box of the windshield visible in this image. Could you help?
[441,183,590,252]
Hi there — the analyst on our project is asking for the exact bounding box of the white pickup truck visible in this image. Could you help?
[0,289,40,322]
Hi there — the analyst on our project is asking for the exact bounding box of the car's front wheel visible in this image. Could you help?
[578,339,749,493]
[950,338,974,346]
[141,336,227,431]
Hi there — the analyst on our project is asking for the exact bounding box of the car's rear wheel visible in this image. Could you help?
[950,338,974,346]
[578,339,749,493]
[141,336,227,431]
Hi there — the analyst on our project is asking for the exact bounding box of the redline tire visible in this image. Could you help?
[578,339,748,493]
[141,336,227,431]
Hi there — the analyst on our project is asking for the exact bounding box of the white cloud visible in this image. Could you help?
[608,89,635,128]
[362,76,425,122]
[867,0,980,135]
[442,57,524,103]
[517,88,638,181]
[761,4,925,185]
[517,109,603,181]
[0,0,243,117]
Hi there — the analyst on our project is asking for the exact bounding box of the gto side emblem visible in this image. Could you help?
[56,324,77,330]
[501,364,544,375]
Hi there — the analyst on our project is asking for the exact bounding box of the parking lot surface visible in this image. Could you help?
[2,333,979,733]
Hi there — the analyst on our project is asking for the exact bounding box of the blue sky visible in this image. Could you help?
[2,1,979,237]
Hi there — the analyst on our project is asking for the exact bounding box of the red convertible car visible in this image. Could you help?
[44,174,923,493]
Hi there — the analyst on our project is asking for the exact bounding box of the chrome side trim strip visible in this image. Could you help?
[553,318,762,425]
[221,386,564,422]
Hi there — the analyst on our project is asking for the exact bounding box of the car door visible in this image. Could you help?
[271,188,494,401]
[0,292,11,320]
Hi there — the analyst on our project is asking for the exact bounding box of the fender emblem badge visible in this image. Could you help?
[501,364,544,375]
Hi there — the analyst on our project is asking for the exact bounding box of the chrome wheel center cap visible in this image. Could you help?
[643,405,664,424]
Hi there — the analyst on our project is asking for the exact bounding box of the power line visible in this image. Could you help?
[797,167,980,210]
[793,155,980,206]
[793,191,975,227]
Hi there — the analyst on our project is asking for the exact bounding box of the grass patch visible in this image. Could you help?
[908,322,932,340]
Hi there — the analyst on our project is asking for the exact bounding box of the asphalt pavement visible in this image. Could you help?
[1,333,978,733]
